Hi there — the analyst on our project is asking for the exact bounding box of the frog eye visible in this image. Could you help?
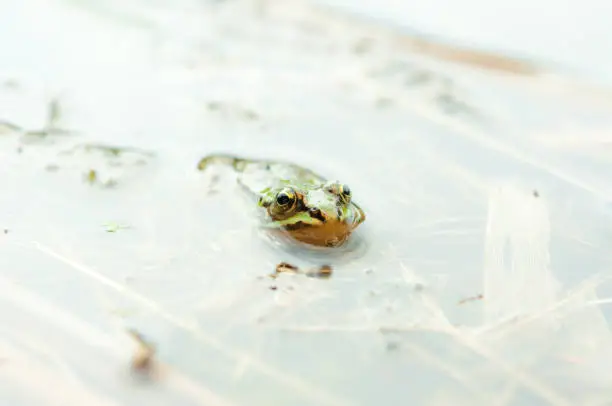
[339,184,351,204]
[276,188,297,208]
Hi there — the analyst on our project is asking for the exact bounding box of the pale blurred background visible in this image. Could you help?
[1,1,612,405]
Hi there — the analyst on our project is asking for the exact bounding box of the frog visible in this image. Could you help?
[197,154,366,248]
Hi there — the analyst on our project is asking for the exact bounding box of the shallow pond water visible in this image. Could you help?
[1,0,612,405]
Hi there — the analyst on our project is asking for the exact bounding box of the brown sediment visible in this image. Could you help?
[305,264,333,279]
[314,4,539,76]
[271,262,333,279]
[458,293,484,305]
[403,36,538,75]
[128,329,157,375]
[271,262,299,279]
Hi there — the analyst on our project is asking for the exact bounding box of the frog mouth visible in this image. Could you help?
[283,221,317,231]
[266,207,358,247]
[280,219,353,247]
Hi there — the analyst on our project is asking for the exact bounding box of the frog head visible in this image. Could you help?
[258,181,366,247]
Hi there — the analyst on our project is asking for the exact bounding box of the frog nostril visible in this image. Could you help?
[309,208,326,222]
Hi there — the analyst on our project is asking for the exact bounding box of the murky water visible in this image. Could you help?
[1,0,612,405]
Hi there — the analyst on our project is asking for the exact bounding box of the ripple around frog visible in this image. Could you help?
[209,176,370,266]
[198,153,370,264]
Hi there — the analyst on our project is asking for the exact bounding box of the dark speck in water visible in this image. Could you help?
[352,37,375,55]
[375,97,394,109]
[242,109,259,121]
[435,92,470,115]
[207,101,222,111]
[458,293,484,305]
[2,79,20,89]
[128,329,156,377]
[405,70,433,86]
[385,341,401,352]
[85,169,97,184]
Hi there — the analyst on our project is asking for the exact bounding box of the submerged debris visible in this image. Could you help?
[435,90,474,116]
[305,264,333,279]
[375,97,394,109]
[368,60,478,118]
[274,262,299,276]
[84,169,118,188]
[2,78,20,89]
[352,37,375,55]
[0,120,22,134]
[128,329,157,375]
[385,341,401,352]
[270,262,333,279]
[46,98,61,130]
[20,131,57,144]
[54,143,155,188]
[61,143,155,159]
[16,98,77,144]
[458,293,483,305]
[104,222,130,233]
[204,173,222,196]
[205,101,260,121]
[85,169,97,184]
[206,101,222,111]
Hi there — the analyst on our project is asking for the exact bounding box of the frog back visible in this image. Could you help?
[237,159,327,196]
[197,153,327,197]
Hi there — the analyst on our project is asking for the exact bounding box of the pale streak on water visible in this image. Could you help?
[483,184,559,323]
